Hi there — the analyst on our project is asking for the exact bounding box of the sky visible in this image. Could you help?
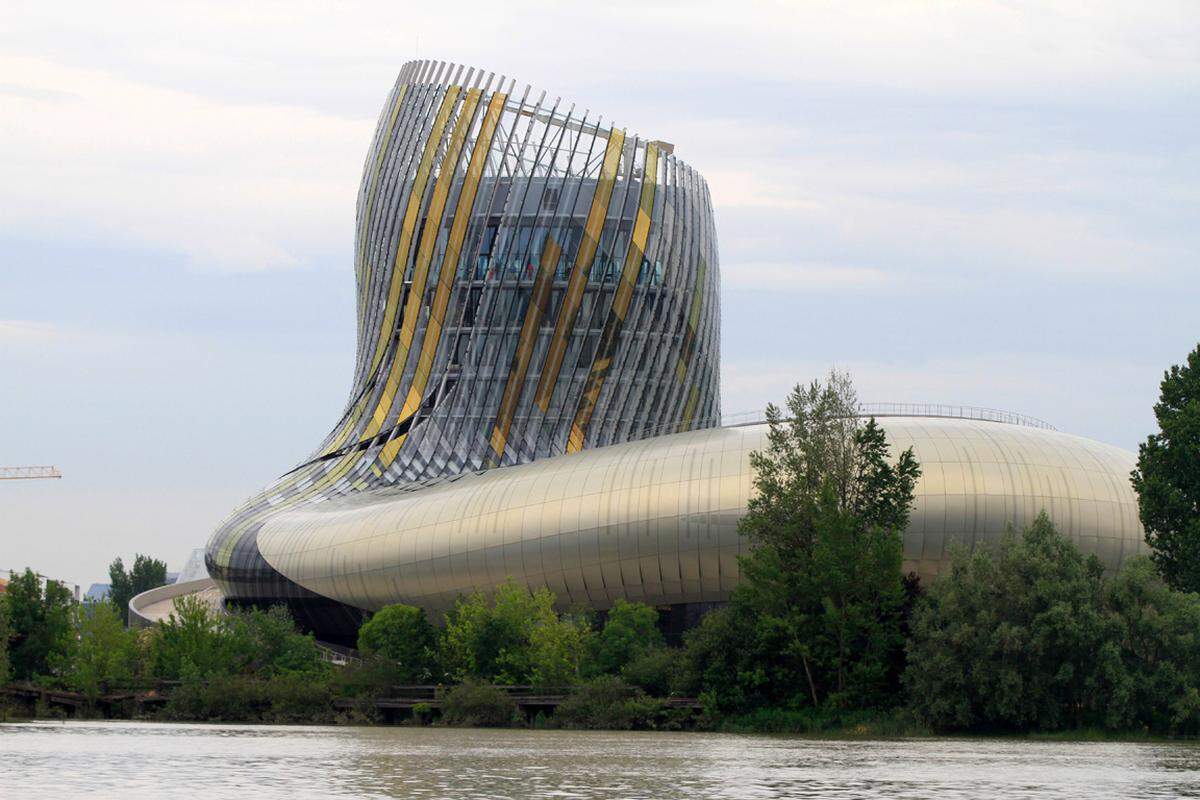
[1,1,1197,588]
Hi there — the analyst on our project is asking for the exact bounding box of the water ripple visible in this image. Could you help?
[3,721,1200,799]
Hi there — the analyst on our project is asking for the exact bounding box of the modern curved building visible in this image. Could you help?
[195,59,1146,644]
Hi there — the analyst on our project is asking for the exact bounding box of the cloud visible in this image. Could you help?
[0,320,62,343]
[2,3,1195,278]
[0,54,364,273]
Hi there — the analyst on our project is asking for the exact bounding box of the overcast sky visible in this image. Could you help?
[2,1,1197,588]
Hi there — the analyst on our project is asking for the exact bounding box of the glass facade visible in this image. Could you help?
[206,60,720,641]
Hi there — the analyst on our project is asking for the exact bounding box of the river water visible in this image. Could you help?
[3,720,1200,799]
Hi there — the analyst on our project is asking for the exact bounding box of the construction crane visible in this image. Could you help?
[0,465,62,480]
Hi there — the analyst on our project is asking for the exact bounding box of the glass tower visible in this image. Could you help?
[206,60,721,640]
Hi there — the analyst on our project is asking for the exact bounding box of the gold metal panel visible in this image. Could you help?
[366,88,480,444]
[380,90,505,466]
[533,128,626,412]
[316,87,462,458]
[675,256,708,383]
[255,418,1146,613]
[489,233,564,458]
[567,143,659,453]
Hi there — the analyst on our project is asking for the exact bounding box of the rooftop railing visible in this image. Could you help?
[713,403,1056,432]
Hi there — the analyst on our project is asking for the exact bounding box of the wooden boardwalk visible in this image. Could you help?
[3,683,701,719]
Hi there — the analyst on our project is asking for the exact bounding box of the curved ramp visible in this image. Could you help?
[129,577,223,629]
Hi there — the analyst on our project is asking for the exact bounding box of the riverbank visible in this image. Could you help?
[6,683,1195,743]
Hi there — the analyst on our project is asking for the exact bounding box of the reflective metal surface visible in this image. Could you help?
[202,58,1144,641]
[205,59,719,636]
[257,417,1145,614]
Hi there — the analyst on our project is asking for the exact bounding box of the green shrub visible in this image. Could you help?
[677,604,765,716]
[411,701,436,725]
[264,673,335,723]
[553,676,667,730]
[722,706,925,736]
[163,674,336,723]
[0,595,10,685]
[163,674,271,721]
[1100,556,1200,734]
[620,646,679,697]
[225,605,328,678]
[439,682,519,727]
[155,599,327,682]
[583,600,663,678]
[441,579,589,685]
[904,512,1114,732]
[333,655,406,699]
[155,595,233,680]
[357,604,440,683]
[64,601,138,702]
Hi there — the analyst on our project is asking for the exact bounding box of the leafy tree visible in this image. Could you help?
[620,646,680,697]
[154,596,325,681]
[108,558,132,622]
[108,554,169,625]
[224,606,326,678]
[155,594,233,680]
[688,373,920,714]
[0,595,10,684]
[1101,556,1200,734]
[64,601,138,702]
[527,609,590,687]
[6,568,74,681]
[679,601,769,715]
[357,604,440,683]
[442,579,589,685]
[1132,344,1200,592]
[904,512,1115,732]
[583,599,664,677]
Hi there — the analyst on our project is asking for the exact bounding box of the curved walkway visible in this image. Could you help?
[129,577,223,628]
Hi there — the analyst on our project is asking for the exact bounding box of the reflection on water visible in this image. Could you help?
[3,720,1200,799]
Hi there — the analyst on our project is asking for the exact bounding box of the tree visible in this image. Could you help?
[108,558,132,623]
[357,604,439,683]
[155,593,233,680]
[904,513,1115,732]
[108,554,169,625]
[691,372,920,714]
[224,606,326,678]
[583,599,664,678]
[441,579,590,685]
[1101,556,1200,734]
[527,609,590,687]
[5,568,74,681]
[1132,344,1200,593]
[680,601,771,715]
[0,595,10,684]
[64,601,138,702]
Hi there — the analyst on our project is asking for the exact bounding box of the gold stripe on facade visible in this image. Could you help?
[567,142,659,453]
[381,90,507,467]
[489,233,563,459]
[533,128,626,413]
[365,88,480,440]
